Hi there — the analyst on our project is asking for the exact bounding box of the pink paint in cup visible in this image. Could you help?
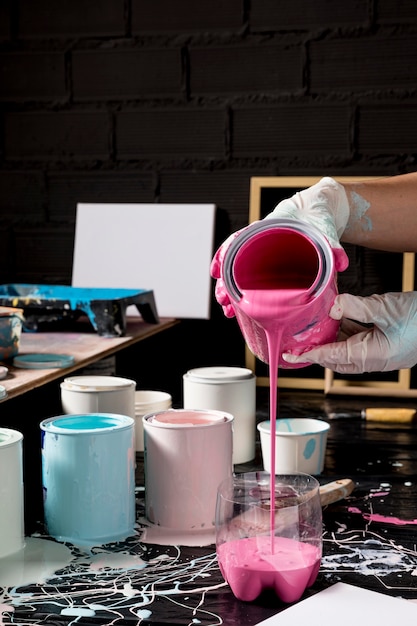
[215,471,322,603]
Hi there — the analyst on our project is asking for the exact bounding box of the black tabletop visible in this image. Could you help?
[1,388,417,626]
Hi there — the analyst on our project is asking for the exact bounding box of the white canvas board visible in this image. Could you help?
[72,203,216,319]
[255,582,417,625]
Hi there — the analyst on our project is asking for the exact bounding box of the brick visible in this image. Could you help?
[19,0,124,38]
[48,171,156,220]
[190,44,302,95]
[0,226,13,283]
[377,0,417,24]
[0,1,12,39]
[132,0,243,33]
[358,103,417,153]
[159,169,267,231]
[14,225,74,283]
[250,0,369,31]
[232,105,350,157]
[310,37,417,92]
[73,48,182,101]
[0,171,45,218]
[5,112,109,160]
[0,52,66,101]
[116,108,225,159]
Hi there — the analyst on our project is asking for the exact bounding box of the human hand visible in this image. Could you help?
[210,224,259,318]
[282,292,417,373]
[266,177,350,272]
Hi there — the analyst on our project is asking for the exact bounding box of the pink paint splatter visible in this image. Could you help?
[348,507,417,526]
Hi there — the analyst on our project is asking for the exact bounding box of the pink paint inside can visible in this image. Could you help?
[147,410,227,427]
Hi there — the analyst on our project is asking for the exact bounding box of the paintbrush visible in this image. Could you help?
[328,408,416,423]
[227,479,355,534]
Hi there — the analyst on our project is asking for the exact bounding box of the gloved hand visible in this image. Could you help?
[210,177,350,318]
[266,176,350,272]
[282,291,417,373]
[210,223,261,318]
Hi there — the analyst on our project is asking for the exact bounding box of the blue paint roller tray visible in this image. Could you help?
[0,284,159,337]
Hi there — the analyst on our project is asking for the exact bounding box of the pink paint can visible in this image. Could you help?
[143,409,233,533]
[221,218,340,368]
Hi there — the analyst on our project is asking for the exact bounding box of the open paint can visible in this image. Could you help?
[40,413,135,545]
[0,428,25,558]
[143,409,233,531]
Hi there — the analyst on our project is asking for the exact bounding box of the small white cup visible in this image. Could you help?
[134,390,172,451]
[258,418,330,475]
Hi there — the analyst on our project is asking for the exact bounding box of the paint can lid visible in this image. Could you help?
[61,375,136,392]
[0,427,23,446]
[13,353,75,369]
[184,366,254,383]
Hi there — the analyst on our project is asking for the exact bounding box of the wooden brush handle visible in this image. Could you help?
[319,478,355,506]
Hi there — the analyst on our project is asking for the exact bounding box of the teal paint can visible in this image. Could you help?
[40,413,135,545]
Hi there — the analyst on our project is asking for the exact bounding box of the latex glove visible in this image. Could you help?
[210,223,261,318]
[266,176,350,272]
[282,292,417,373]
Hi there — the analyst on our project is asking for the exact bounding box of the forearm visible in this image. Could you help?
[341,172,417,253]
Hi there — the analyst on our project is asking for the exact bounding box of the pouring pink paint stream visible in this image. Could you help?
[217,219,341,602]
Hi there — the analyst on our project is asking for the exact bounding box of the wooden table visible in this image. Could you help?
[0,317,178,402]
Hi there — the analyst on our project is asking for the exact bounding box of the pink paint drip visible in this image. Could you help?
[348,507,417,526]
[228,287,321,599]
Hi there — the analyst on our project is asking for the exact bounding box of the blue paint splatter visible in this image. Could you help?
[350,191,373,232]
[303,438,316,460]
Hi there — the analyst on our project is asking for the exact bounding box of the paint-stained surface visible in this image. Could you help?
[1,389,417,625]
[0,284,159,336]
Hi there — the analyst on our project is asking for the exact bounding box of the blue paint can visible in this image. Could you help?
[40,413,135,545]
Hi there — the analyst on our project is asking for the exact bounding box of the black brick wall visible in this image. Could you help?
[1,0,417,400]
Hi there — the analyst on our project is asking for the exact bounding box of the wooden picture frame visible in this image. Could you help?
[247,176,416,396]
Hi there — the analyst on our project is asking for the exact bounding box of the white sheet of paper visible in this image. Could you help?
[255,583,417,625]
[72,203,216,319]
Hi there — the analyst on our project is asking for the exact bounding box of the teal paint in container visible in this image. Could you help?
[40,413,135,545]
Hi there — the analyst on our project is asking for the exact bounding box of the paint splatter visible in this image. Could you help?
[303,438,316,459]
[348,507,417,526]
[347,190,373,232]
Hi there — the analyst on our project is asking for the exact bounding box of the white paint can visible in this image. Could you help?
[134,390,172,452]
[60,375,136,419]
[143,409,233,532]
[0,428,25,558]
[183,366,256,464]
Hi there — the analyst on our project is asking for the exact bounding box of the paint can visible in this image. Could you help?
[60,375,136,418]
[134,390,172,452]
[40,413,135,545]
[183,366,256,464]
[143,409,233,531]
[0,428,25,558]
[221,218,340,368]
